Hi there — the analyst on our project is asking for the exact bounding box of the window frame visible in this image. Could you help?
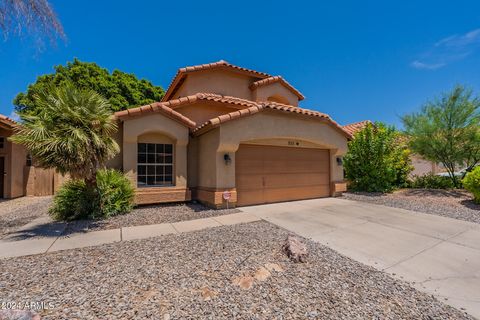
[137,142,174,188]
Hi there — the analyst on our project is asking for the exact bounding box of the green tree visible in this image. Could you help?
[14,58,165,115]
[343,122,413,192]
[402,85,480,188]
[10,82,119,190]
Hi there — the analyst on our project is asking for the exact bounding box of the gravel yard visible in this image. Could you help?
[343,189,480,224]
[0,196,52,237]
[65,202,240,233]
[0,197,239,239]
[0,221,472,319]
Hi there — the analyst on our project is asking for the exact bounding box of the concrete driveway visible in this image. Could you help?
[240,198,480,318]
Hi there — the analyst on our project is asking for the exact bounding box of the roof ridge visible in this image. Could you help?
[162,60,271,101]
[249,75,305,100]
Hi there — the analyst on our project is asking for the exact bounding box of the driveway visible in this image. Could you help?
[240,198,480,318]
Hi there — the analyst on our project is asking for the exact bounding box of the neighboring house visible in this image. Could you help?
[0,114,26,199]
[112,60,351,208]
[342,120,441,177]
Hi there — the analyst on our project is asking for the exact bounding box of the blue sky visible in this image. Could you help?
[1,0,480,127]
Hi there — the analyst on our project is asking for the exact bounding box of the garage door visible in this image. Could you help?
[236,144,330,206]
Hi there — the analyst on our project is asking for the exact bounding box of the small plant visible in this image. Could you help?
[463,167,480,204]
[50,169,135,221]
[409,173,456,189]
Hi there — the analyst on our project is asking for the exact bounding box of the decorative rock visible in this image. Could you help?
[232,275,254,290]
[0,310,41,320]
[283,235,308,263]
[254,267,271,281]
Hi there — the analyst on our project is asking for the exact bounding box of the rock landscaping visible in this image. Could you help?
[0,197,51,238]
[0,221,472,319]
[0,197,238,240]
[343,189,480,224]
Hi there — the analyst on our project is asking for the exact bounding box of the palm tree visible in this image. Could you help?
[11,82,119,190]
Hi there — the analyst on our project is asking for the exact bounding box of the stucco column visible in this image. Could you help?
[175,140,188,188]
[123,138,137,186]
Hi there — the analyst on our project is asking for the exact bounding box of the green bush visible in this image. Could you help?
[463,167,480,204]
[343,122,413,192]
[50,169,135,221]
[409,173,455,189]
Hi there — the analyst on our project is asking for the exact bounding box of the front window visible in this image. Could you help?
[0,137,4,149]
[137,143,173,187]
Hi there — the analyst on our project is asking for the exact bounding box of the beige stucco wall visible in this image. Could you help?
[106,121,123,170]
[410,154,441,176]
[173,70,255,101]
[252,82,299,107]
[0,127,26,198]
[194,111,348,191]
[121,114,189,189]
[175,102,240,125]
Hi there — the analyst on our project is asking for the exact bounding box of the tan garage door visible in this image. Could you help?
[236,144,330,206]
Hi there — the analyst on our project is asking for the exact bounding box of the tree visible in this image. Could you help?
[402,86,480,188]
[0,0,64,44]
[10,82,119,190]
[343,122,413,192]
[14,58,165,115]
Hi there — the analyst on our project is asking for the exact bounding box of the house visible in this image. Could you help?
[0,114,26,199]
[342,120,442,177]
[112,60,351,208]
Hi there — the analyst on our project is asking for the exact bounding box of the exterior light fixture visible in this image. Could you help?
[336,156,343,166]
[224,153,232,165]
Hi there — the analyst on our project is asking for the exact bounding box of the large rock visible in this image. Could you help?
[283,235,308,263]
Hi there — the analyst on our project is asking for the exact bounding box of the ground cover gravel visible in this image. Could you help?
[0,197,51,237]
[0,197,239,239]
[0,221,472,319]
[343,189,480,224]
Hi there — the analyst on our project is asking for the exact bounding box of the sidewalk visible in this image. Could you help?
[0,212,260,259]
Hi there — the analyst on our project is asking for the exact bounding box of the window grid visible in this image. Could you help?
[137,143,173,187]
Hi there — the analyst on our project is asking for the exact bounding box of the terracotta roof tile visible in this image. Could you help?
[114,102,196,128]
[0,114,17,129]
[249,76,305,100]
[162,60,271,101]
[342,120,372,136]
[192,98,351,138]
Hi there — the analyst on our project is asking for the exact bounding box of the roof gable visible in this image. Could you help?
[162,60,271,102]
[250,76,305,100]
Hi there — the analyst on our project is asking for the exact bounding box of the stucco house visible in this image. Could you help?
[0,114,26,199]
[112,60,351,208]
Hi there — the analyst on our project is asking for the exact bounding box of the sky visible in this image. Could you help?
[1,0,480,127]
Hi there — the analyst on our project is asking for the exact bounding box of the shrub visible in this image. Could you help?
[343,122,413,192]
[409,173,455,189]
[463,167,480,204]
[50,169,135,221]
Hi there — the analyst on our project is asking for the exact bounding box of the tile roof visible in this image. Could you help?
[249,76,305,100]
[192,97,351,138]
[342,120,372,136]
[0,113,17,128]
[116,93,351,138]
[162,60,271,101]
[114,101,197,128]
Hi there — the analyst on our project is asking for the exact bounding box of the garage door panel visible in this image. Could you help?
[236,174,264,190]
[264,173,329,188]
[236,144,330,206]
[264,186,330,203]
